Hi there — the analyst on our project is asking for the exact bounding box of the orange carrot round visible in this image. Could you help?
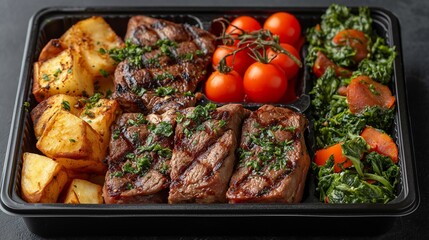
[314,143,353,172]
[361,126,398,163]
[347,76,395,114]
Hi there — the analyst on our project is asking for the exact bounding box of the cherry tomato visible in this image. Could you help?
[243,62,287,103]
[267,43,301,79]
[205,70,245,102]
[263,12,301,45]
[226,16,262,36]
[332,29,369,63]
[226,16,261,46]
[212,45,254,76]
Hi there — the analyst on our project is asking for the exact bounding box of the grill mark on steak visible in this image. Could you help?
[226,105,310,203]
[168,104,250,203]
[113,16,215,114]
[171,131,231,188]
[103,110,176,204]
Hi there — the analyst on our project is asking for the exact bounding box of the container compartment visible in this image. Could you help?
[0,6,419,236]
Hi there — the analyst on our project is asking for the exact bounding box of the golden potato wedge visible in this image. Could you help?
[21,153,68,203]
[79,98,121,145]
[60,16,123,78]
[30,94,83,139]
[36,110,105,164]
[38,39,67,62]
[63,179,103,204]
[33,48,94,102]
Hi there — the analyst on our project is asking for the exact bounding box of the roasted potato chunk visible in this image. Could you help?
[21,153,68,203]
[60,16,123,78]
[63,179,104,204]
[31,94,83,139]
[32,48,94,102]
[80,98,121,145]
[38,39,67,62]
[36,111,106,173]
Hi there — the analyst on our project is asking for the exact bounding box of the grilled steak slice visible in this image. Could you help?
[226,105,310,203]
[112,16,216,114]
[103,110,176,204]
[168,104,250,203]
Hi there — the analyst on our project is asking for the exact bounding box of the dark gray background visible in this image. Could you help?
[1,0,428,239]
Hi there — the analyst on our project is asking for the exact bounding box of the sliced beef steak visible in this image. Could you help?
[168,104,250,203]
[112,16,216,114]
[226,105,310,203]
[103,110,176,204]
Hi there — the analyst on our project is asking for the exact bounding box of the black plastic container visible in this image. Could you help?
[0,6,419,237]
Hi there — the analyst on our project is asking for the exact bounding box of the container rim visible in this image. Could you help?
[1,5,420,218]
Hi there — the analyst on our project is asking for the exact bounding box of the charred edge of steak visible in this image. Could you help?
[104,111,176,203]
[226,105,309,203]
[113,16,216,114]
[168,104,250,203]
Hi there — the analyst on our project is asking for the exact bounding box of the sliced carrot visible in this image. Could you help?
[361,126,399,163]
[347,76,396,114]
[332,29,369,63]
[313,51,352,78]
[314,143,353,173]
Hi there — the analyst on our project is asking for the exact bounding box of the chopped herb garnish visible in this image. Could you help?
[176,113,185,123]
[122,162,138,174]
[179,103,217,138]
[136,113,147,124]
[195,49,204,56]
[126,152,135,159]
[53,68,62,77]
[67,68,72,74]
[183,128,192,138]
[126,183,134,190]
[180,53,194,61]
[83,110,95,118]
[218,119,227,128]
[128,113,147,126]
[131,86,147,97]
[23,101,30,112]
[42,74,50,81]
[240,125,294,173]
[159,162,169,175]
[149,121,174,137]
[155,39,178,57]
[137,143,172,159]
[184,91,195,97]
[369,84,380,95]
[112,129,120,140]
[109,39,152,67]
[155,86,176,97]
[99,48,107,55]
[145,57,160,67]
[61,100,71,111]
[136,156,152,173]
[154,72,175,81]
[99,69,109,78]
[110,171,124,178]
[69,138,76,143]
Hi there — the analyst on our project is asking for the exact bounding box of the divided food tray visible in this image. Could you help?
[0,6,419,236]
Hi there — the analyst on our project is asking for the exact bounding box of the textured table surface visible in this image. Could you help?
[1,0,428,239]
